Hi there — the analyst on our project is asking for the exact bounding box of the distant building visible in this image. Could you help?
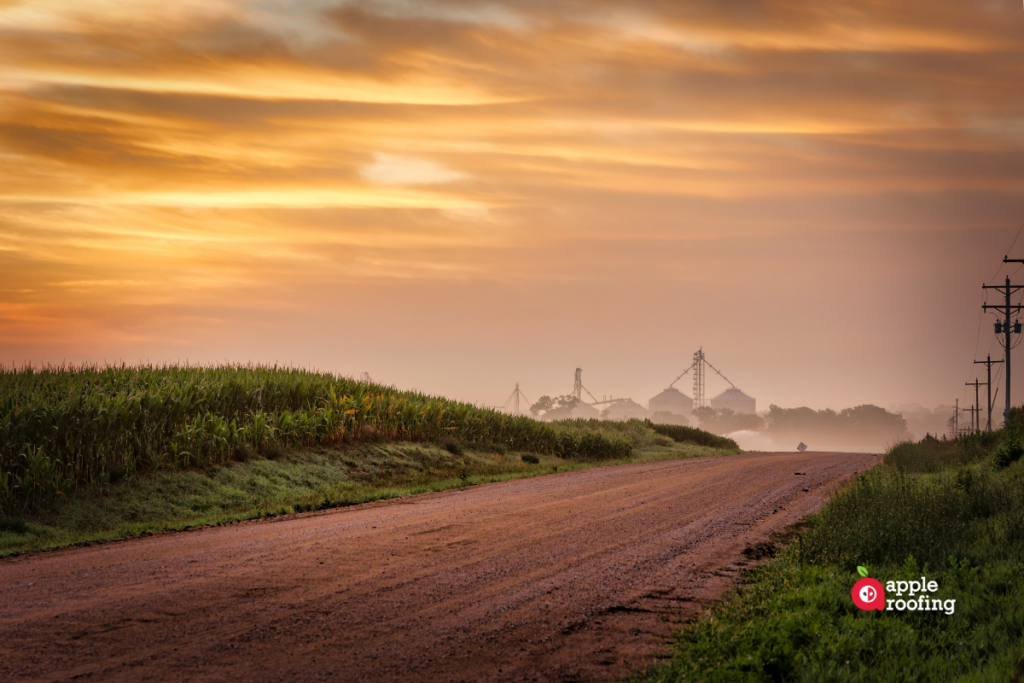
[648,387,693,416]
[602,398,649,421]
[568,401,601,420]
[710,387,756,415]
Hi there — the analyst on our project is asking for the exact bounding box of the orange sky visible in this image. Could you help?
[2,0,1023,414]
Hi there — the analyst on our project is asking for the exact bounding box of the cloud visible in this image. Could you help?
[361,153,465,185]
[1,0,1024,408]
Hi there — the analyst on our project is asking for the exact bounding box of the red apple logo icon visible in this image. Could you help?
[851,566,885,611]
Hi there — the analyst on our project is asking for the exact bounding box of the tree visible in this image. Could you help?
[692,407,764,435]
[529,395,555,417]
[763,403,910,450]
[530,394,580,421]
[650,411,690,427]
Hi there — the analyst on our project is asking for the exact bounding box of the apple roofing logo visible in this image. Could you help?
[851,565,885,611]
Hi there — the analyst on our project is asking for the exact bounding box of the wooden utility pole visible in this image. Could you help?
[974,354,1003,432]
[965,379,985,432]
[982,273,1024,426]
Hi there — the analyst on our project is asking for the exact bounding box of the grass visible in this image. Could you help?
[632,428,1024,683]
[643,419,740,450]
[0,433,737,557]
[552,417,739,451]
[633,548,1024,683]
[797,466,1023,570]
[884,432,1002,473]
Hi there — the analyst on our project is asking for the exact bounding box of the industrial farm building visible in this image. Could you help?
[649,348,756,418]
[710,387,756,414]
[532,357,755,425]
[602,399,649,421]
[568,401,601,420]
[647,387,693,416]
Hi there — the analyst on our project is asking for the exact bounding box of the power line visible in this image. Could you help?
[984,219,1024,285]
[1006,219,1024,258]
[974,223,1024,412]
[967,289,986,385]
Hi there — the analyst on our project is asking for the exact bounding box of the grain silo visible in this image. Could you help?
[710,387,756,414]
[648,387,693,416]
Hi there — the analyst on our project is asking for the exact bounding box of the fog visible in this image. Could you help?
[726,430,783,452]
[519,380,922,453]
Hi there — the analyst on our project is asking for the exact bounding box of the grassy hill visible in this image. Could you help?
[0,364,738,555]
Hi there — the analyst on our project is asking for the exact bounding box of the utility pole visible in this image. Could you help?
[982,272,1024,426]
[966,379,985,433]
[974,355,1003,432]
[954,399,959,437]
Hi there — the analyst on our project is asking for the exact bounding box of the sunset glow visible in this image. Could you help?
[2,0,1023,412]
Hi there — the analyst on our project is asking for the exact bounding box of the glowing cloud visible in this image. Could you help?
[1,0,1022,411]
[361,154,465,185]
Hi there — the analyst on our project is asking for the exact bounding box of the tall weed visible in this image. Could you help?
[803,432,1024,568]
[884,432,999,473]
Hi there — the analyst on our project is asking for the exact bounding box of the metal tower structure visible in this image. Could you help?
[667,349,737,409]
[501,382,531,414]
[692,348,706,409]
[571,367,600,404]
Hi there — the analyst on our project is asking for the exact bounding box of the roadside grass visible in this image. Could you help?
[798,465,1024,570]
[0,437,733,557]
[632,432,1024,683]
[884,432,1001,473]
[635,546,1024,683]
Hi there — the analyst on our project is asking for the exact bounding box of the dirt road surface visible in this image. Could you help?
[1,451,877,682]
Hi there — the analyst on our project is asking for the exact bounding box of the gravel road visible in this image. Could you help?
[0,450,877,682]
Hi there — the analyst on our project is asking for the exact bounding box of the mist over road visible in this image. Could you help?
[1,451,877,682]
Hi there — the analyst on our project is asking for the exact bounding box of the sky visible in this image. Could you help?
[1,0,1023,416]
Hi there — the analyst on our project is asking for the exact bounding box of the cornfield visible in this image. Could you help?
[0,364,624,514]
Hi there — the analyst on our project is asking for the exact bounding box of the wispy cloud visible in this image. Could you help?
[1,0,1022,407]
